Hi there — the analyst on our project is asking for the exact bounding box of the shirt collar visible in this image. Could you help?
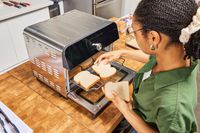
[154,60,198,90]
[138,55,157,73]
[138,55,198,90]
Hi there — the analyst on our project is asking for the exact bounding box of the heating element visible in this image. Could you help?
[24,10,136,118]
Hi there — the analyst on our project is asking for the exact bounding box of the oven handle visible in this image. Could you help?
[95,0,118,9]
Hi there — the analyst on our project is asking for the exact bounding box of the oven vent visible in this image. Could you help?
[44,77,49,84]
[47,65,53,75]
[35,58,41,68]
[38,73,44,81]
[50,52,57,59]
[41,61,46,71]
[44,47,50,56]
[53,68,59,79]
[49,81,55,88]
[33,70,38,77]
[55,85,61,92]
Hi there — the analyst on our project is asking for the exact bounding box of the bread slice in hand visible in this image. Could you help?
[73,70,100,91]
[92,62,116,79]
[104,81,130,102]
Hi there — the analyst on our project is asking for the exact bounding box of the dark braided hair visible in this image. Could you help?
[134,0,200,59]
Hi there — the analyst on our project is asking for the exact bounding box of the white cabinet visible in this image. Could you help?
[0,8,50,74]
[0,22,18,72]
[7,8,50,62]
[121,0,141,16]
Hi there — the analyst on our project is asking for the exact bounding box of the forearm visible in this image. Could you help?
[120,49,149,63]
[123,110,158,133]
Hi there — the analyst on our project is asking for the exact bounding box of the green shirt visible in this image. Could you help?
[133,56,198,133]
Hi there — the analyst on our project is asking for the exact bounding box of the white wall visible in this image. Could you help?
[121,0,199,17]
[121,0,141,16]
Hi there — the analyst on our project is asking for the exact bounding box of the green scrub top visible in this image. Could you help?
[132,55,198,133]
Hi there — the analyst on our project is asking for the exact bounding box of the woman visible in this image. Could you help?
[95,0,200,132]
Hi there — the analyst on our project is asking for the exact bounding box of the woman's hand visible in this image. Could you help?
[112,91,133,115]
[94,50,124,64]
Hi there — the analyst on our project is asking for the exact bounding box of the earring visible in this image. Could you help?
[150,45,157,50]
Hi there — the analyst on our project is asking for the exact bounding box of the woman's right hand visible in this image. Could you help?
[94,50,124,64]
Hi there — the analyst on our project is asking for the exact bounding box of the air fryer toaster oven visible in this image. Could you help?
[23,10,136,118]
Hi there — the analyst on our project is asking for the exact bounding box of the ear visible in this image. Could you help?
[147,30,161,48]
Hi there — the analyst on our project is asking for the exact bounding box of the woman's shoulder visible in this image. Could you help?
[154,79,197,107]
[153,82,198,132]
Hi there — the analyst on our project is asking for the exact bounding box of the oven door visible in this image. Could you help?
[67,61,136,117]
[94,0,122,19]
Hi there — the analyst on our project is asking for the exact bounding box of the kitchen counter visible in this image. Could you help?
[0,0,53,22]
[0,34,144,132]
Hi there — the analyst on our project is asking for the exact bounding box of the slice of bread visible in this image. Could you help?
[92,62,111,74]
[74,71,90,84]
[92,62,116,79]
[79,74,100,91]
[103,82,117,100]
[100,67,116,79]
[80,58,93,69]
[73,70,100,91]
[104,81,130,102]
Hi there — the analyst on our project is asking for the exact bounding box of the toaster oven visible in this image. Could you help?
[23,10,136,118]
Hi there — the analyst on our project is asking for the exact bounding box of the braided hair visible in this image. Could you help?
[134,0,200,59]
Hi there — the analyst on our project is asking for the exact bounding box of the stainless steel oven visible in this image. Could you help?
[64,0,122,19]
[23,10,136,118]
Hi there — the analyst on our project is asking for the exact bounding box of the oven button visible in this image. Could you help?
[92,43,102,51]
[97,104,102,108]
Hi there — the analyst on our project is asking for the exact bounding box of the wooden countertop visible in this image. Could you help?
[0,34,144,133]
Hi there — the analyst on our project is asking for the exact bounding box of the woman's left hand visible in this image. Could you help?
[112,91,133,115]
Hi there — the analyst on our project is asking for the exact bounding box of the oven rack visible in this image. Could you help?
[70,79,105,92]
[69,58,126,93]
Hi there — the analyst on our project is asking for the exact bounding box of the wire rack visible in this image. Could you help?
[69,56,126,92]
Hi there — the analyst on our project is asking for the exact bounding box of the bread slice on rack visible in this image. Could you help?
[80,74,100,91]
[104,81,130,102]
[73,70,100,91]
[74,71,90,84]
[92,62,117,79]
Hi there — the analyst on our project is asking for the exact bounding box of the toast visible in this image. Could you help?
[92,62,117,79]
[73,70,100,91]
[104,81,130,102]
[74,71,90,84]
[79,74,100,91]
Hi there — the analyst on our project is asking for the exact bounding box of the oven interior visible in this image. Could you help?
[69,61,128,105]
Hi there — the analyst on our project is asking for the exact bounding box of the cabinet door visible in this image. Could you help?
[7,8,50,63]
[0,22,18,73]
[121,0,141,16]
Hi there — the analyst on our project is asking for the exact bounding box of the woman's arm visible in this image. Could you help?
[120,49,149,63]
[112,92,158,133]
[124,109,158,133]
[95,49,149,64]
